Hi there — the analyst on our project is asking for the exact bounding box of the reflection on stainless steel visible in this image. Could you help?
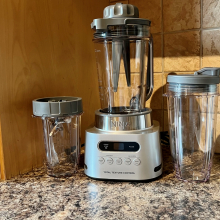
[95,108,152,131]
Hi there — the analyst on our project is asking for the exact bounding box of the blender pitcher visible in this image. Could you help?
[164,68,220,182]
[33,97,83,177]
[91,3,153,114]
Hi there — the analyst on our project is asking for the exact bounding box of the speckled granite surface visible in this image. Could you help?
[1,146,220,220]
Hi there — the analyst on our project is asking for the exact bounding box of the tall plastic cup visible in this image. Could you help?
[164,68,220,182]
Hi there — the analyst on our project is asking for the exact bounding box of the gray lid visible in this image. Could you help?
[167,68,220,85]
[91,3,151,30]
[32,97,83,117]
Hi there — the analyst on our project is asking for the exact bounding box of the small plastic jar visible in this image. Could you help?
[33,97,83,177]
[163,68,220,182]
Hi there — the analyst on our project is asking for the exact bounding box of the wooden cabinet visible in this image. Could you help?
[0,0,109,179]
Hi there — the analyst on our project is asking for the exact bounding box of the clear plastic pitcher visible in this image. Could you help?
[164,68,220,182]
[33,97,83,177]
[91,3,153,114]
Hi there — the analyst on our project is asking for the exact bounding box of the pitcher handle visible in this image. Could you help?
[145,34,154,101]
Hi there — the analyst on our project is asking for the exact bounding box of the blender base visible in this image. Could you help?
[84,120,162,181]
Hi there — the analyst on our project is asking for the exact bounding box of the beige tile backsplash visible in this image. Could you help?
[202,29,220,67]
[164,31,200,71]
[108,0,220,151]
[129,0,162,34]
[163,0,200,32]
[203,0,220,28]
[153,34,163,72]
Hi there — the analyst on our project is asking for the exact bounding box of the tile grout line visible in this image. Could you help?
[200,0,203,68]
[164,71,198,73]
[152,26,220,36]
[163,27,220,35]
[161,0,164,75]
[161,0,165,130]
[201,27,220,31]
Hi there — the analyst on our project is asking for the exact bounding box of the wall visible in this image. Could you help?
[110,0,220,150]
[0,0,109,179]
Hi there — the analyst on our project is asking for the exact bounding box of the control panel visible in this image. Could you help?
[99,141,140,152]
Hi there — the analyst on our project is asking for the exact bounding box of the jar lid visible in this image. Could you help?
[91,3,151,31]
[167,68,220,85]
[32,97,83,117]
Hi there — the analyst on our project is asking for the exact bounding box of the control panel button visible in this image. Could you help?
[116,158,122,165]
[106,157,113,165]
[133,158,141,166]
[98,157,105,164]
[124,158,132,165]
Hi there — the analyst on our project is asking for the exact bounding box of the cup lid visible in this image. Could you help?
[167,67,220,85]
[32,97,83,117]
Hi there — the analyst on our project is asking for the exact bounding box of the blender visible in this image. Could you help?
[84,3,162,181]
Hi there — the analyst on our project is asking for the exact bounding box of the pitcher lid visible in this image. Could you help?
[91,3,151,31]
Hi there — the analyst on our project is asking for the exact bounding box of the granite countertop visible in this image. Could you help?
[1,146,220,220]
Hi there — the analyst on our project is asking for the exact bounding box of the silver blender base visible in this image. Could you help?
[84,120,162,181]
